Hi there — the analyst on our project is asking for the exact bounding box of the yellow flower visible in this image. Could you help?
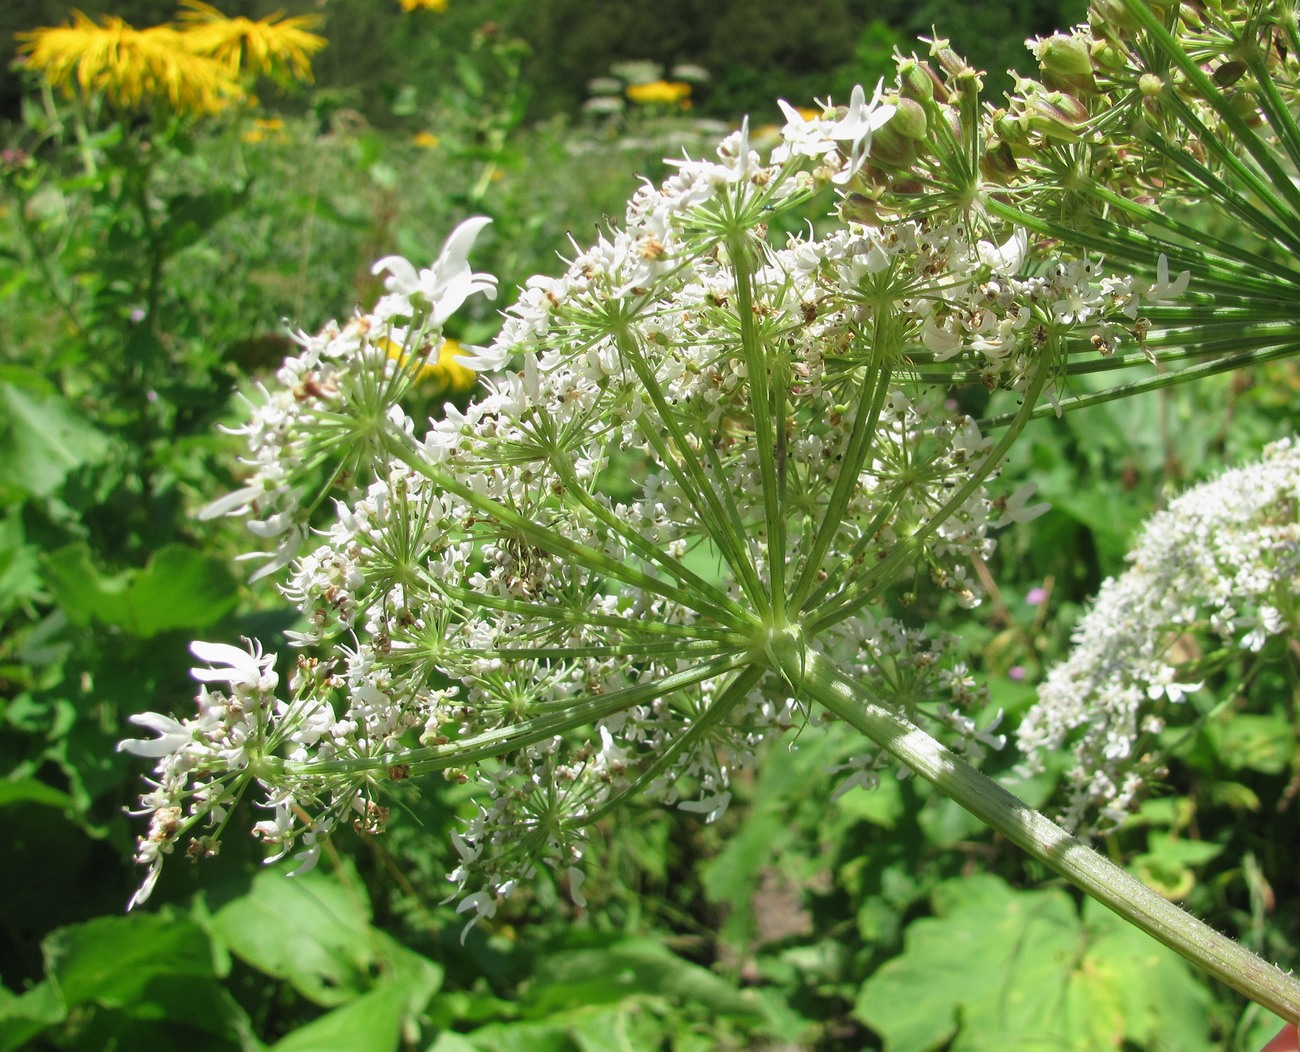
[384,337,477,394]
[241,116,287,144]
[17,12,241,116]
[411,130,441,148]
[398,0,450,12]
[177,1,326,85]
[625,80,692,107]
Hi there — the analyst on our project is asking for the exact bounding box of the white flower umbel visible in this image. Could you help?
[114,4,1300,1019]
[1018,436,1300,832]
[128,90,1169,915]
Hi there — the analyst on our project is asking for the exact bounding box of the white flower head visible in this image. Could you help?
[1019,437,1300,832]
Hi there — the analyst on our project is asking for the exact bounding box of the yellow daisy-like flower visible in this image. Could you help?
[398,0,450,12]
[177,1,326,85]
[411,130,441,148]
[625,80,692,107]
[17,12,241,116]
[384,337,478,394]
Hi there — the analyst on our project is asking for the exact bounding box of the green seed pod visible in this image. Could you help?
[890,97,929,140]
[898,57,936,103]
[1089,0,1141,33]
[932,43,973,80]
[868,121,919,167]
[838,192,882,225]
[1227,89,1262,124]
[991,109,1030,146]
[1138,73,1165,97]
[1027,91,1090,140]
[1214,60,1247,86]
[980,140,1020,182]
[1036,33,1094,78]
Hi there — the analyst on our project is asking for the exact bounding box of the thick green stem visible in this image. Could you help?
[770,639,1300,1025]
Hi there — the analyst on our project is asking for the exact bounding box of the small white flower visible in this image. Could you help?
[678,790,732,823]
[996,483,1051,526]
[976,228,1027,274]
[826,82,896,185]
[1148,253,1190,300]
[189,639,278,694]
[371,216,498,326]
[117,712,191,759]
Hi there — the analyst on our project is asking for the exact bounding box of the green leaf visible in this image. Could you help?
[209,864,442,1010]
[1132,832,1226,899]
[834,775,904,829]
[857,868,1211,1050]
[0,778,77,813]
[0,383,110,498]
[44,542,238,638]
[454,53,485,98]
[1207,712,1295,775]
[854,873,1215,1051]
[43,912,218,1008]
[522,936,761,1021]
[162,186,248,258]
[0,507,43,614]
[456,1004,675,1052]
[0,981,66,1052]
[271,983,408,1052]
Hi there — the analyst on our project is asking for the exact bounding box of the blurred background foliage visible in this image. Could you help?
[2,1,1297,1050]
[0,0,1088,123]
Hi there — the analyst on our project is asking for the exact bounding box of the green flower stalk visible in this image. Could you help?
[119,0,1300,1025]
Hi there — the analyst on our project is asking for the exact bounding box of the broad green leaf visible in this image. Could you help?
[271,983,408,1052]
[834,775,904,829]
[1132,832,1226,899]
[854,873,1214,1051]
[1206,712,1295,775]
[457,1005,674,1052]
[427,1033,480,1052]
[0,981,66,1052]
[0,383,110,498]
[210,867,372,1006]
[209,864,440,1010]
[44,542,238,638]
[523,936,761,1021]
[43,912,218,1008]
